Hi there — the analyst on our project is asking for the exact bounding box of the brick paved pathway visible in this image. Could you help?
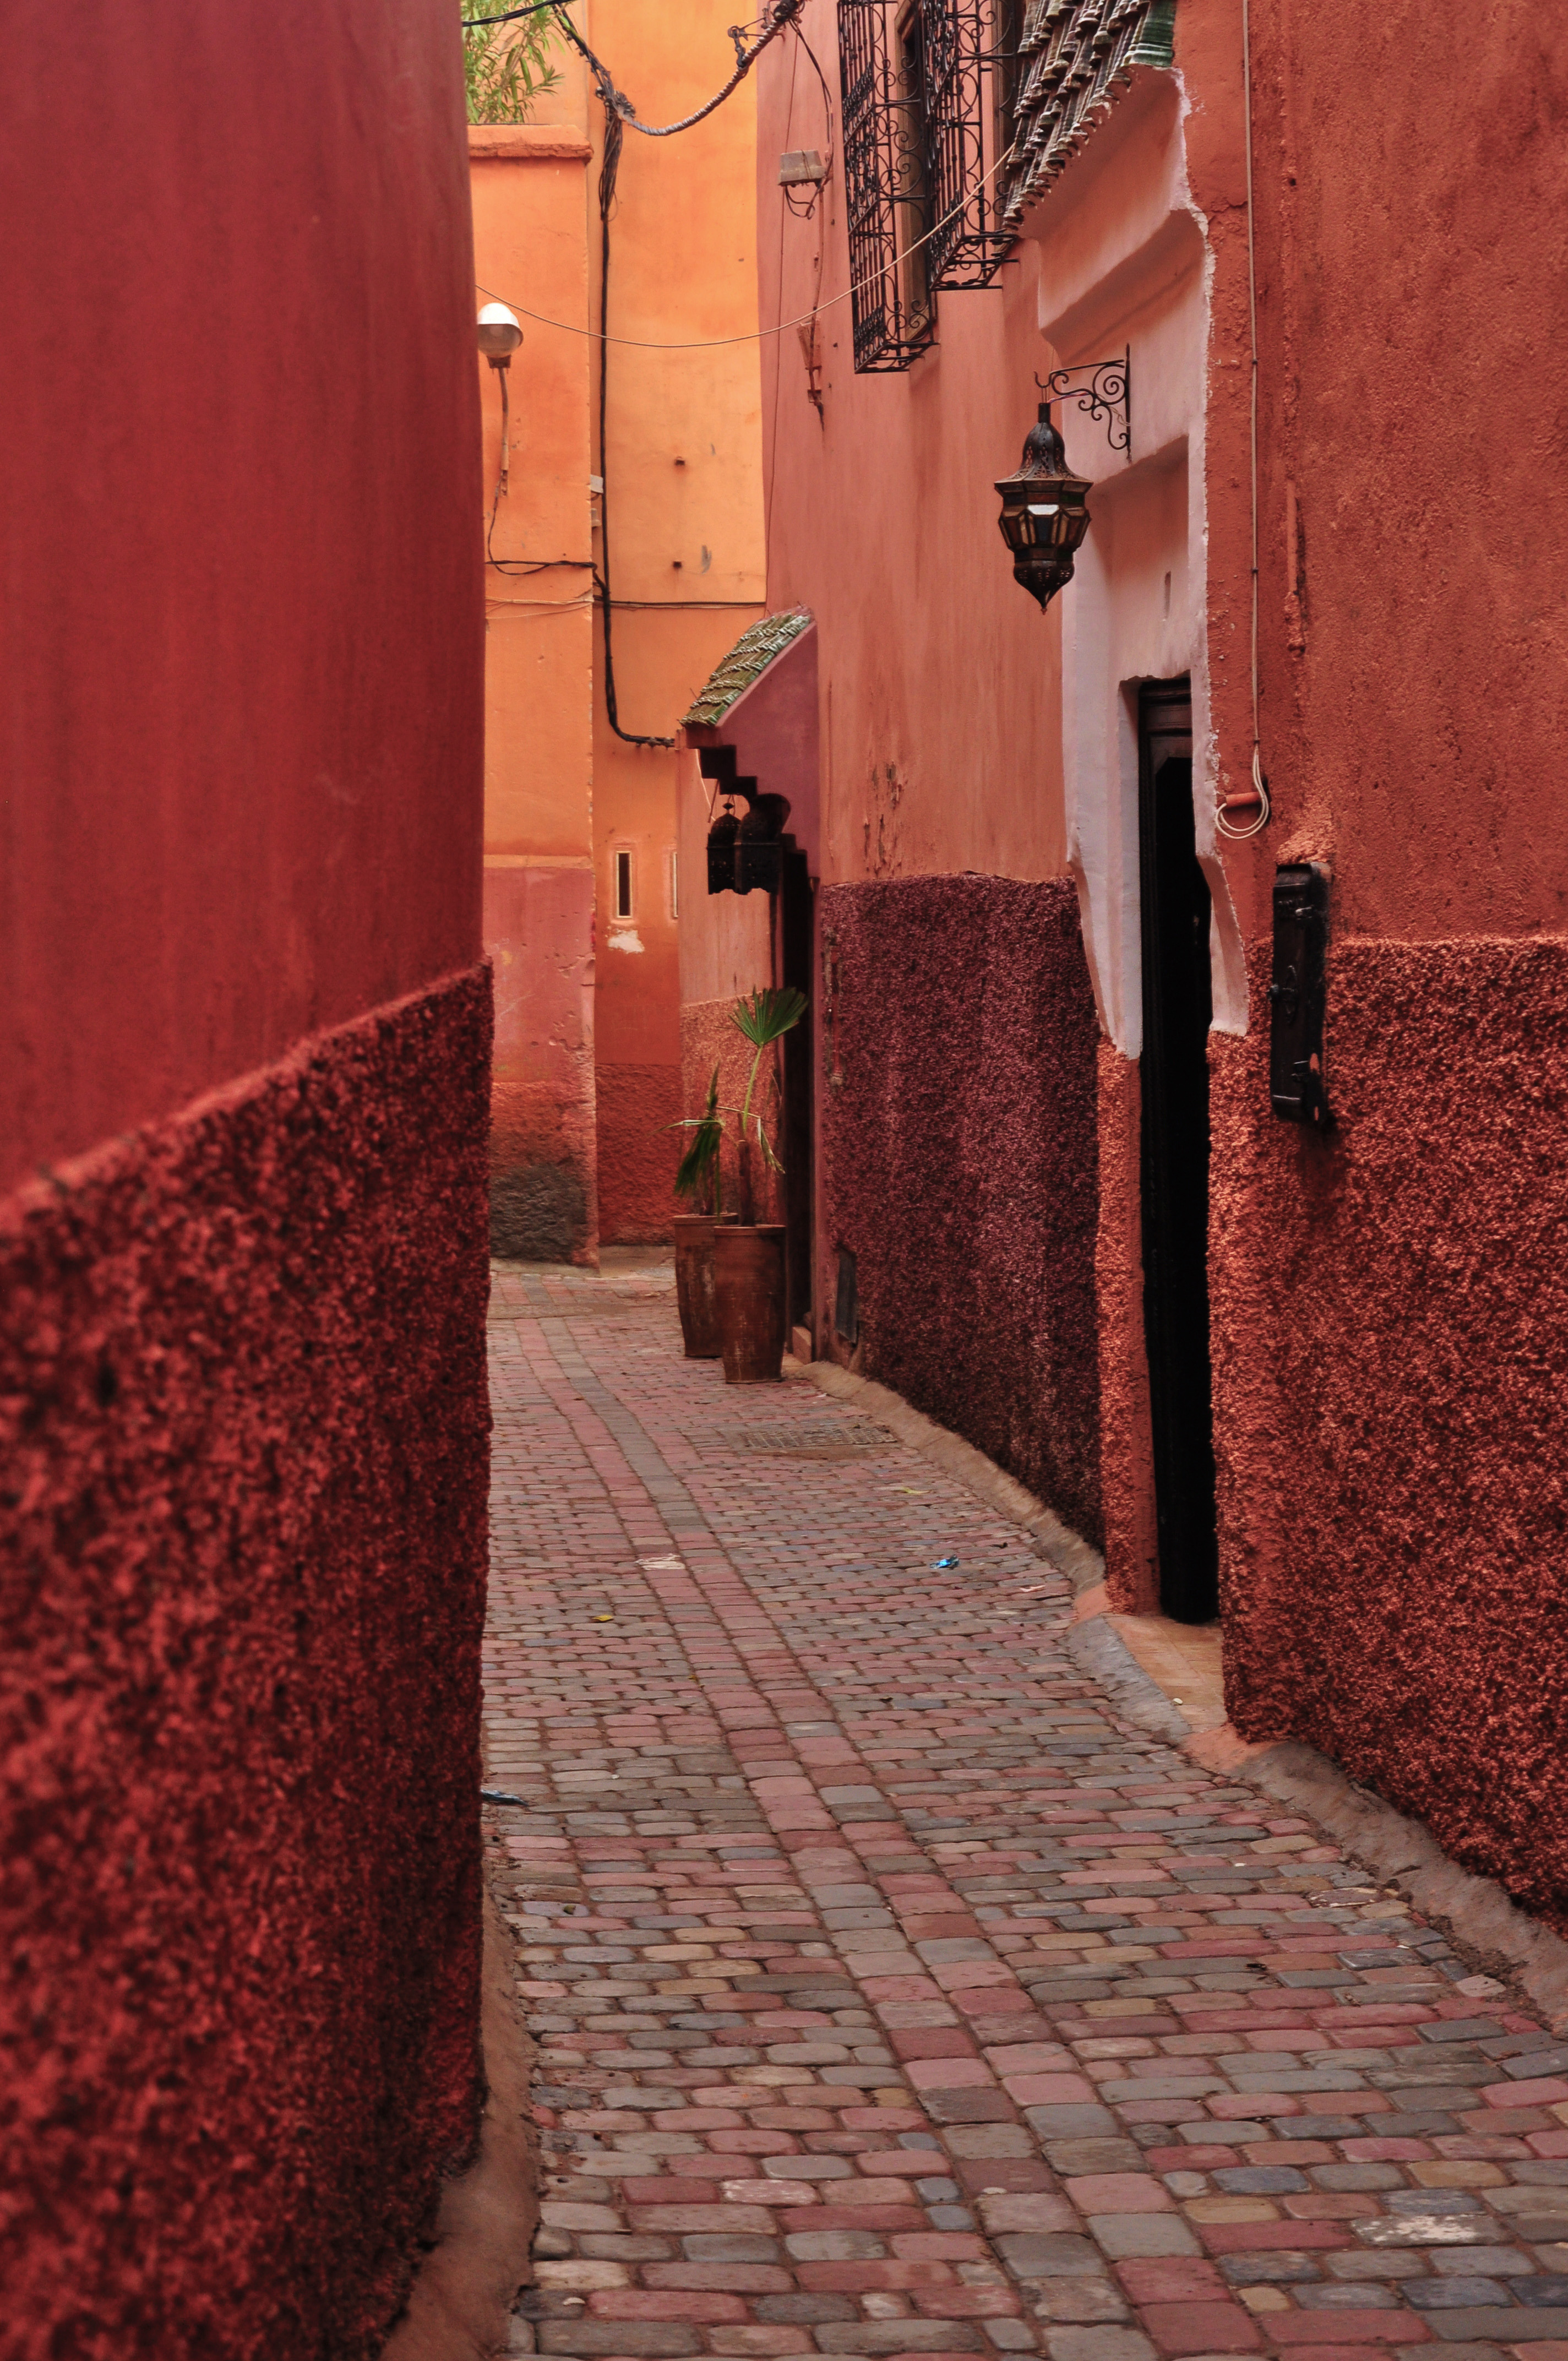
[484,1261,1568,2361]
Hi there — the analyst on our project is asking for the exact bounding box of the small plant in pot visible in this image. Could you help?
[670,1065,731,1359]
[711,986,807,1385]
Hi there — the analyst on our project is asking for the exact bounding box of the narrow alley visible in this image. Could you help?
[484,1260,1568,2361]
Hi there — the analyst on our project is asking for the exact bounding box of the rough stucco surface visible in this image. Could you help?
[596,1062,681,1244]
[1211,938,1568,1936]
[0,967,492,2361]
[820,877,1102,1546]
[1093,1042,1159,1612]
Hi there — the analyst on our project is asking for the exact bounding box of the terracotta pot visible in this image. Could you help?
[712,1223,788,1384]
[673,1214,733,1359]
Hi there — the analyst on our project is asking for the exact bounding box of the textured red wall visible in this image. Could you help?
[0,0,482,1190]
[820,878,1102,1546]
[1212,943,1568,1933]
[0,2,488,2348]
[1,972,491,2358]
[1207,3,1568,1921]
[597,1063,683,1244]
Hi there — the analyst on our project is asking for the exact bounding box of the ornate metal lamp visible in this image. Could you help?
[994,402,1092,612]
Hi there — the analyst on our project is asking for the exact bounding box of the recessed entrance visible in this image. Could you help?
[1137,677,1218,1624]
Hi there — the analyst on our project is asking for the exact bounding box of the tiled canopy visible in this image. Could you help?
[680,608,812,732]
[1001,0,1177,227]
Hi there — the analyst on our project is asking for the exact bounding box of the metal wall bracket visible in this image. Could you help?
[1268,862,1332,1127]
[1036,349,1130,455]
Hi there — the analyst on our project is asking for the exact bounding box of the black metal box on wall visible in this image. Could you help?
[1269,862,1331,1126]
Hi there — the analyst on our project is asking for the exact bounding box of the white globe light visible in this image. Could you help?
[476,302,523,362]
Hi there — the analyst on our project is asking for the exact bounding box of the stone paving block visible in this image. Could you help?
[482,1277,1565,2361]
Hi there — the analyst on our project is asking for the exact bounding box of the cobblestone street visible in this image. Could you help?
[484,1260,1568,2361]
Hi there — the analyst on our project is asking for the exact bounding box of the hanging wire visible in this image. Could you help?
[515,0,804,139]
[1217,0,1271,843]
[475,124,1019,352]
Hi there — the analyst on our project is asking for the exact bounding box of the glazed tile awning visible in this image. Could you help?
[679,609,812,732]
[1001,0,1177,229]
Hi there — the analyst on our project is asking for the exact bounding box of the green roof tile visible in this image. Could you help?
[679,608,812,731]
[1003,1,1178,229]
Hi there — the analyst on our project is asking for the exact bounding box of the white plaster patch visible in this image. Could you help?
[607,929,645,954]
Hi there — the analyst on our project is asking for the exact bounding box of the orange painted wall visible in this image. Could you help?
[587,0,766,1243]
[473,110,597,1260]
[472,2,765,1258]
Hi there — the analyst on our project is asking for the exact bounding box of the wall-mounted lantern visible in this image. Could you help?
[700,747,793,896]
[994,403,1093,612]
[995,355,1131,612]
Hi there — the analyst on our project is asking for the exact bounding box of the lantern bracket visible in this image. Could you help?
[1035,349,1130,455]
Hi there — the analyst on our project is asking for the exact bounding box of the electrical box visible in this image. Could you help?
[778,149,827,186]
[1268,862,1331,1127]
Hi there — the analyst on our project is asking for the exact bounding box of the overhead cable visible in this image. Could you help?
[474,132,1019,352]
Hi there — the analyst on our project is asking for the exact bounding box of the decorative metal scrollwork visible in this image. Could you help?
[1035,349,1130,454]
[837,0,1014,373]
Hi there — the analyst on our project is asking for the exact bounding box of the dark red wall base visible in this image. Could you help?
[596,1061,681,1245]
[821,877,1103,1547]
[1,966,492,2361]
[1212,937,1568,1935]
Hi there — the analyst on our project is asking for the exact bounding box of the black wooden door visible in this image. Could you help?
[1137,679,1218,1623]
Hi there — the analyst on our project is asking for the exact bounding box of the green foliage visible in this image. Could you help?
[464,0,560,126]
[666,994,809,1225]
[673,1065,723,1208]
[731,988,807,1222]
[731,987,809,1054]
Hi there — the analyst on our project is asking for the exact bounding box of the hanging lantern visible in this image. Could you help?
[707,807,740,895]
[994,404,1092,612]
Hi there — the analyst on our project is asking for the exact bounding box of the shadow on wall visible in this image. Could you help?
[821,875,1103,1547]
[489,1161,589,1261]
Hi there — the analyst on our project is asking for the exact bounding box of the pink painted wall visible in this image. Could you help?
[0,1,482,1190]
[0,3,489,2351]
[757,6,1068,893]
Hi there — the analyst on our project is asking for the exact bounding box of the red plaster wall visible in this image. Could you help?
[0,0,482,1191]
[1207,2,1568,1921]
[1,973,491,2357]
[820,878,1102,1546]
[0,3,489,2348]
[487,866,597,1262]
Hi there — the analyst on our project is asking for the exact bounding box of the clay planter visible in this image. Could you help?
[712,1223,788,1384]
[673,1214,733,1359]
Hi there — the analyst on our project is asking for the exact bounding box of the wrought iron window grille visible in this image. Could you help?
[838,0,1015,373]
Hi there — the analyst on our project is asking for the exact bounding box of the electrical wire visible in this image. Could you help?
[1218,0,1271,842]
[592,101,674,748]
[541,0,803,140]
[474,127,1019,351]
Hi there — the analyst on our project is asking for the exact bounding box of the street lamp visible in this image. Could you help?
[477,302,524,498]
[994,402,1092,613]
[476,302,524,365]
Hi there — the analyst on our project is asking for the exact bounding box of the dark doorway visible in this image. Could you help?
[778,850,815,1332]
[1137,678,1218,1623]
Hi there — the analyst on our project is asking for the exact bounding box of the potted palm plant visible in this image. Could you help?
[710,986,807,1384]
[671,1065,729,1359]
